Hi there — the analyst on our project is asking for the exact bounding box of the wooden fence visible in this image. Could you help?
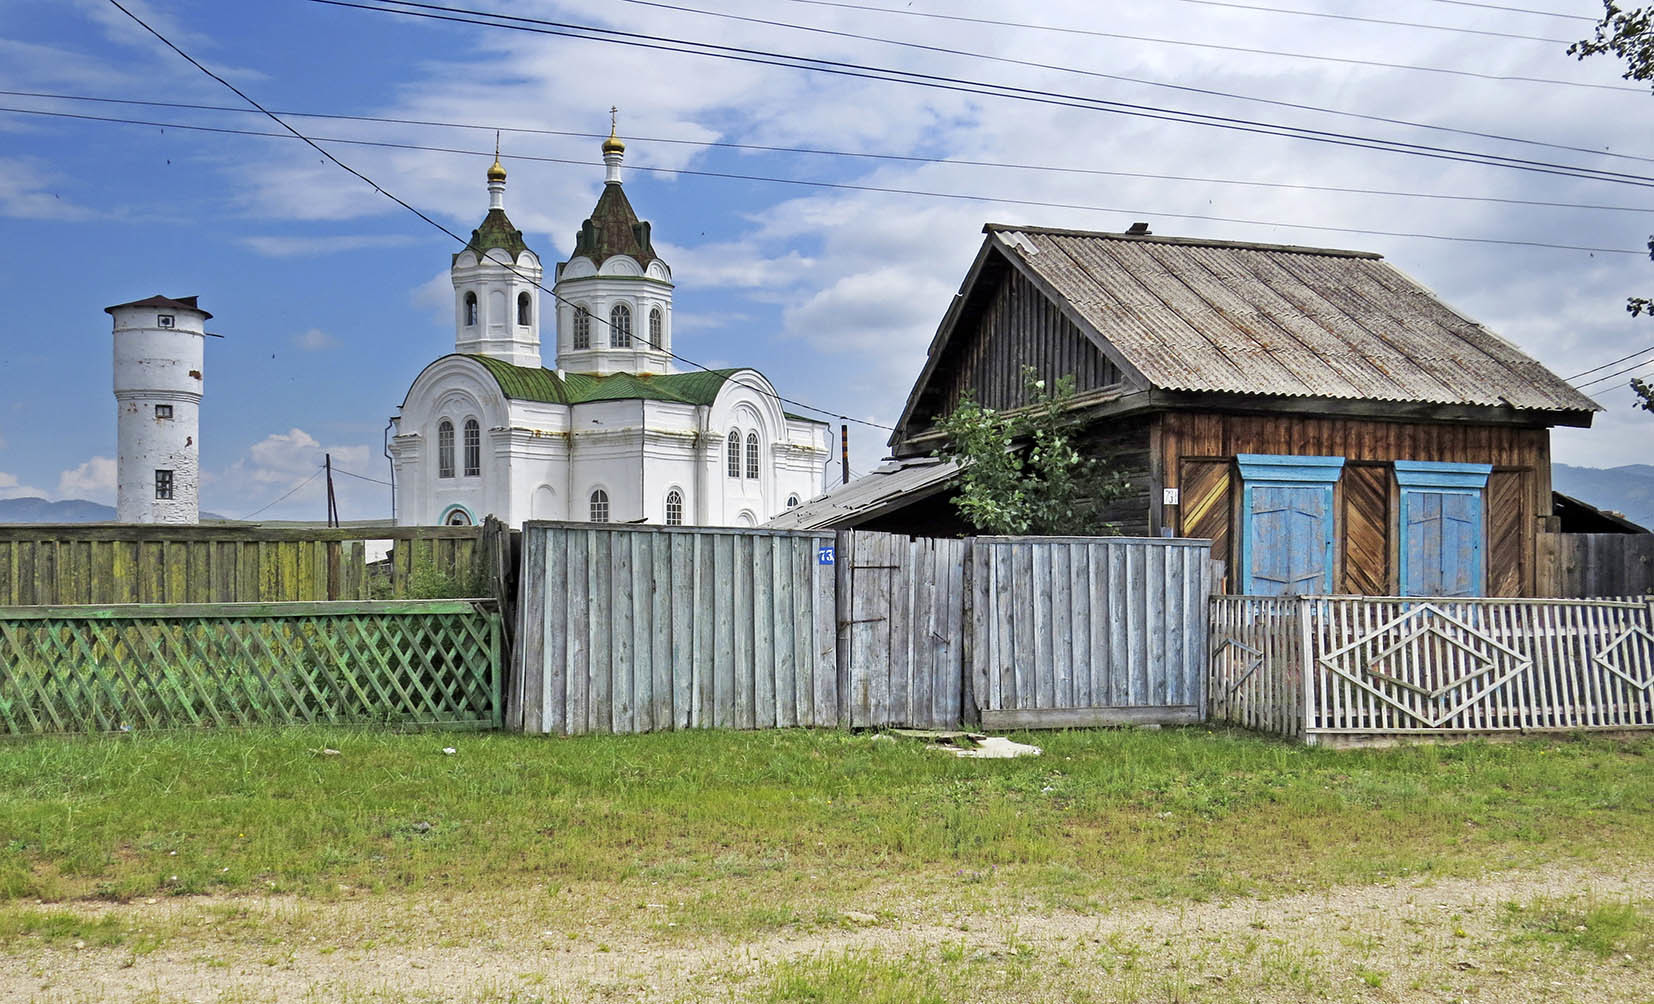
[838,532,968,729]
[1211,594,1654,743]
[0,599,502,735]
[513,525,1216,735]
[0,524,494,604]
[1539,532,1654,598]
[511,524,838,735]
[973,536,1214,729]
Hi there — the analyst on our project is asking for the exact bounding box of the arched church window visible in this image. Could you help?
[589,489,610,523]
[787,495,800,508]
[446,508,472,526]
[463,292,478,327]
[745,432,760,480]
[665,489,684,526]
[609,303,632,348]
[463,419,481,477]
[649,308,662,348]
[727,431,741,478]
[573,305,591,350]
[517,292,532,327]
[437,420,455,478]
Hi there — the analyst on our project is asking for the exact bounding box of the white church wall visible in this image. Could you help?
[552,263,674,376]
[453,248,543,368]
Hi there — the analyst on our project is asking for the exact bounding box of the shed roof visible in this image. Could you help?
[463,354,741,405]
[762,456,961,530]
[974,225,1598,413]
[104,294,211,319]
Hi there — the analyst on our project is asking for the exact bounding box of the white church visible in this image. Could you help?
[390,128,831,528]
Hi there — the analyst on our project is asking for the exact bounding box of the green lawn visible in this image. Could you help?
[1,725,1649,922]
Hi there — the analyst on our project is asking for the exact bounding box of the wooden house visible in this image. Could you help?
[885,224,1600,597]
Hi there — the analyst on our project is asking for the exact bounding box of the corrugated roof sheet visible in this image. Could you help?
[465,355,740,406]
[763,457,960,530]
[986,225,1599,413]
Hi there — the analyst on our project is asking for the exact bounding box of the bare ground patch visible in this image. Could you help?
[5,857,1651,1003]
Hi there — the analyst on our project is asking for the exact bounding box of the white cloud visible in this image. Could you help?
[213,429,383,522]
[293,328,339,351]
[240,234,416,258]
[0,472,46,500]
[0,157,98,221]
[56,456,116,503]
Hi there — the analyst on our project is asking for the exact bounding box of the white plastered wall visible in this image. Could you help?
[111,304,206,524]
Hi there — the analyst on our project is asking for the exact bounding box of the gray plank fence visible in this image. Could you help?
[513,524,1217,736]
[1539,532,1654,598]
[510,524,838,735]
[972,537,1214,729]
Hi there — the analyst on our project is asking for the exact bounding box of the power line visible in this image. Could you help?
[1101,0,1575,43]
[1574,356,1654,391]
[239,467,324,520]
[764,0,1641,93]
[601,0,1654,166]
[318,0,1654,190]
[10,102,1649,255]
[1416,0,1595,22]
[1567,344,1654,382]
[12,89,1654,212]
[102,0,895,433]
[331,465,394,486]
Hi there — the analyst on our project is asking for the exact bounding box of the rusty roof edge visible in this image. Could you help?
[983,223,1383,259]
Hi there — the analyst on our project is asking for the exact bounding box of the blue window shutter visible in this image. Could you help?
[1237,454,1344,596]
[1396,461,1489,597]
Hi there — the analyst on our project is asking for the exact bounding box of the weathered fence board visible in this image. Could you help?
[971,536,1215,729]
[1211,594,1654,742]
[0,599,501,735]
[0,525,487,604]
[512,523,838,735]
[1539,532,1654,598]
[839,531,969,730]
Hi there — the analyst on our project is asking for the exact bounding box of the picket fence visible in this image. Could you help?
[1211,594,1654,743]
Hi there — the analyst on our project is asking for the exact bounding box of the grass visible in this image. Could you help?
[0,726,1650,935]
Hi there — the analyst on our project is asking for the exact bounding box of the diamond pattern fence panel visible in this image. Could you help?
[0,600,501,736]
[1210,595,1654,743]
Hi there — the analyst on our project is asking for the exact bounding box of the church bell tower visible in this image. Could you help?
[452,147,544,368]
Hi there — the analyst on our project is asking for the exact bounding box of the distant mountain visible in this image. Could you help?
[0,497,228,523]
[1552,464,1654,531]
[0,497,116,523]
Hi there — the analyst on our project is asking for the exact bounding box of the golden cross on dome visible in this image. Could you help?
[610,105,618,132]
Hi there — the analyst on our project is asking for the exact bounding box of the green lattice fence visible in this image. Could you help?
[0,600,501,735]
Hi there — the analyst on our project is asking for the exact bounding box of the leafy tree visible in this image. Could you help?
[1571,3,1654,408]
[934,366,1124,535]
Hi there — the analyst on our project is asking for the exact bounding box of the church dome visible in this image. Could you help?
[487,157,507,183]
[601,126,625,156]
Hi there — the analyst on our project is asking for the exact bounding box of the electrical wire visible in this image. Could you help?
[1151,0,1574,41]
[1566,344,1654,382]
[1417,0,1593,20]
[103,0,896,432]
[11,102,1647,255]
[238,467,324,520]
[599,0,1654,166]
[320,0,1654,189]
[763,0,1639,92]
[331,465,394,486]
[12,89,1654,211]
[1573,355,1654,391]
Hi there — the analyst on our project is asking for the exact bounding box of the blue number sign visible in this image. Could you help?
[818,546,836,566]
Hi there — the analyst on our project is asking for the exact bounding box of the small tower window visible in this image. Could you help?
[649,307,662,348]
[437,420,455,478]
[156,314,175,328]
[665,489,684,526]
[589,488,610,523]
[463,418,481,477]
[573,305,591,350]
[517,291,532,327]
[609,303,632,348]
[463,292,478,327]
[727,430,741,478]
[154,404,173,420]
[154,469,174,500]
[745,432,760,480]
[787,495,800,508]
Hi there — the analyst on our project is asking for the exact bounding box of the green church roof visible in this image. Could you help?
[464,354,741,406]
[568,182,658,269]
[455,208,530,266]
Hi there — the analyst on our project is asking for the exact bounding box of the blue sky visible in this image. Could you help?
[1,0,1650,520]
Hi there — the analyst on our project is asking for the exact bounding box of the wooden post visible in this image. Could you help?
[1298,595,1316,745]
[840,424,850,485]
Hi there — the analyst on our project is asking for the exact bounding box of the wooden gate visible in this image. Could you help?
[837,531,968,729]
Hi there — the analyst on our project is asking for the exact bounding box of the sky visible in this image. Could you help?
[0,0,1650,521]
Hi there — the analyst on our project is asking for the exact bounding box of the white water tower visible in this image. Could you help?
[106,294,212,524]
